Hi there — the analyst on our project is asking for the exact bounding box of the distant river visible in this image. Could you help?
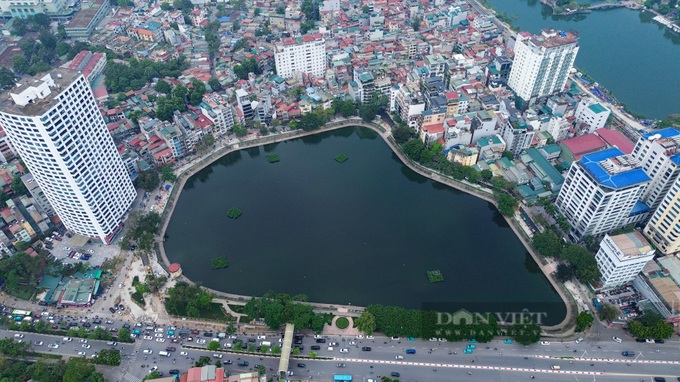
[164,127,566,325]
[485,0,680,119]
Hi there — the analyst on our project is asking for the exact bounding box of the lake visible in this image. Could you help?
[164,127,566,324]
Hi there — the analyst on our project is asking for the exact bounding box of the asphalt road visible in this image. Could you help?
[2,319,680,382]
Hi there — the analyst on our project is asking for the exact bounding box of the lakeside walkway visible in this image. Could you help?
[155,118,576,334]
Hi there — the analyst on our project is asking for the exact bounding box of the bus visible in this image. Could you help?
[11,309,31,317]
[334,375,352,382]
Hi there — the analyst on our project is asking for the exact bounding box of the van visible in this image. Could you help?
[158,351,170,357]
[551,366,561,370]
[261,341,271,347]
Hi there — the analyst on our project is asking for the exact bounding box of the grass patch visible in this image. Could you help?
[335,153,349,163]
[227,208,242,219]
[229,304,245,314]
[427,270,444,283]
[335,317,349,329]
[165,301,232,322]
[266,154,280,163]
[5,285,36,300]
[211,256,229,270]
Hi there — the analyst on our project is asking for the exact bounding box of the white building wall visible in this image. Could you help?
[0,70,136,244]
[595,235,654,288]
[274,38,326,79]
[644,176,680,255]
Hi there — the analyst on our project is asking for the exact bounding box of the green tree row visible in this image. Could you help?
[531,230,600,285]
[243,292,331,332]
[105,56,189,93]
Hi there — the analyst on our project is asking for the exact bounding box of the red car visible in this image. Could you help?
[190,329,199,335]
[52,325,59,329]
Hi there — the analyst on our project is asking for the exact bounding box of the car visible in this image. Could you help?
[653,378,666,382]
[247,338,256,343]
[48,344,59,349]
[313,335,323,339]
[144,335,153,340]
[337,362,346,368]
[143,349,153,354]
[390,336,400,340]
[574,338,583,344]
[540,341,551,346]
[237,361,249,367]
[297,363,306,368]
[63,337,72,342]
[405,349,416,354]
[407,337,415,341]
[467,344,476,349]
[349,341,357,345]
[468,339,477,343]
[123,323,131,329]
[310,345,321,351]
[613,336,622,343]
[646,339,655,343]
[77,351,86,356]
[196,339,206,344]
[166,347,176,352]
[429,337,438,342]
[155,338,165,343]
[169,370,180,376]
[635,338,646,343]
[622,351,636,357]
[106,320,114,324]
[109,307,116,313]
[390,372,400,378]
[329,342,339,347]
[339,348,349,353]
[92,319,102,324]
[315,338,326,343]
[191,329,200,335]
[203,332,214,337]
[155,333,164,337]
[366,335,375,339]
[34,341,44,346]
[395,355,404,360]
[438,338,448,342]
[464,349,473,354]
[82,322,91,328]
[657,340,665,344]
[213,354,222,359]
[149,366,158,373]
[503,339,513,344]
[180,351,188,356]
[361,347,372,351]
[257,335,266,340]
[171,338,180,343]
[82,344,91,349]
[80,339,88,344]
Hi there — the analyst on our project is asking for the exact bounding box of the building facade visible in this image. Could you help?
[644,175,680,255]
[595,232,655,288]
[507,29,579,104]
[0,0,67,18]
[556,148,650,240]
[0,69,136,244]
[274,34,326,79]
[631,128,680,213]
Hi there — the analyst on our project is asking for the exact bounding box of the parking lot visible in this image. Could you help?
[48,230,122,267]
[596,284,643,322]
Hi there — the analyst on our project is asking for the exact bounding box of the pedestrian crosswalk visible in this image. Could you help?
[128,341,143,364]
[122,373,141,382]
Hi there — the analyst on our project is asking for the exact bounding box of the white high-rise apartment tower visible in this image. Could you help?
[508,29,579,104]
[274,34,326,79]
[0,69,136,244]
[644,176,680,255]
[631,128,680,212]
[555,148,650,240]
[595,232,655,288]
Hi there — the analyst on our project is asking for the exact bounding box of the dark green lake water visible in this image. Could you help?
[485,0,680,119]
[164,127,566,324]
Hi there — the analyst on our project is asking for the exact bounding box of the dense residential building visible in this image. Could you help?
[595,232,655,288]
[235,89,254,120]
[644,175,680,255]
[574,98,611,133]
[0,0,67,18]
[274,34,326,80]
[507,29,579,104]
[631,128,680,212]
[64,0,111,38]
[556,148,650,240]
[500,115,535,155]
[0,69,136,244]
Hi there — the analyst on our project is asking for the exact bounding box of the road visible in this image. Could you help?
[2,319,680,382]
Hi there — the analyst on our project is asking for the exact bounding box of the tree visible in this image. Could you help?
[63,358,98,382]
[480,169,493,181]
[0,67,15,89]
[12,55,30,74]
[276,5,285,14]
[532,230,563,258]
[332,98,356,117]
[575,311,594,332]
[555,263,576,282]
[509,318,541,345]
[233,124,248,137]
[495,192,517,217]
[118,327,132,343]
[359,102,378,122]
[411,17,421,31]
[356,311,377,335]
[598,303,618,322]
[561,244,600,285]
[208,78,223,91]
[143,371,162,381]
[362,5,370,13]
[160,166,177,182]
[301,0,319,21]
[206,341,220,351]
[136,170,160,191]
[402,138,425,161]
[271,345,281,354]
[194,356,211,367]
[92,349,121,366]
[155,80,172,94]
[298,111,326,131]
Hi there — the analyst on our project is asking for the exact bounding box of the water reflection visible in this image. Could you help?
[401,165,428,184]
[355,127,378,140]
[302,133,325,145]
[263,142,279,152]
[245,146,261,157]
[525,252,541,274]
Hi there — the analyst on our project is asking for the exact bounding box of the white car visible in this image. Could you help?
[257,335,266,340]
[438,338,448,342]
[349,341,357,345]
[155,333,164,338]
[540,341,551,346]
[48,344,59,349]
[155,328,164,333]
[80,339,88,344]
[228,335,237,339]
[155,338,165,343]
[645,339,655,343]
[395,355,404,360]
[143,335,153,340]
[366,335,375,339]
[149,366,158,373]
[613,336,622,343]
[14,334,24,339]
[82,344,91,349]
[180,351,188,356]
[77,351,86,356]
[390,336,400,340]
[143,349,153,354]
[63,337,72,342]
[428,337,438,342]
[196,339,206,344]
[313,335,323,339]
[339,348,349,353]
[356,335,364,339]
[34,341,44,346]
[575,338,583,344]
